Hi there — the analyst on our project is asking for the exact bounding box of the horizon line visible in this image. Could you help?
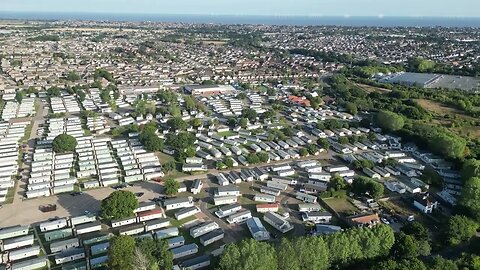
[0,11,479,19]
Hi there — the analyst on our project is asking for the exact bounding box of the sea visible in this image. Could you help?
[0,12,479,27]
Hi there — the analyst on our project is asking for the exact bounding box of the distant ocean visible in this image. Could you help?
[0,12,479,27]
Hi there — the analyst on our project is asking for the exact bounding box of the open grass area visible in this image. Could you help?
[169,215,197,228]
[155,152,188,178]
[217,130,235,137]
[355,83,392,93]
[4,180,18,204]
[416,99,476,121]
[20,121,33,143]
[323,197,358,215]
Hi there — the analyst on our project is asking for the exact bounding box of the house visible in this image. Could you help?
[263,212,294,233]
[301,211,333,223]
[199,229,224,246]
[246,217,270,241]
[226,210,252,224]
[175,206,200,220]
[413,194,439,214]
[163,197,194,211]
[190,179,203,195]
[346,213,380,228]
[180,255,211,270]
[256,203,279,213]
[215,203,242,218]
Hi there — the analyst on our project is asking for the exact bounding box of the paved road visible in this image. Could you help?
[13,98,48,204]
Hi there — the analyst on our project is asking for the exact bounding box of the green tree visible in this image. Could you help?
[346,102,358,115]
[306,144,319,155]
[76,90,86,102]
[246,153,260,164]
[167,117,187,131]
[239,118,249,129]
[317,138,330,150]
[257,152,269,163]
[190,118,203,128]
[429,256,458,270]
[401,222,429,242]
[66,71,80,81]
[242,108,257,121]
[162,161,176,174]
[446,215,478,246]
[299,148,309,157]
[164,178,180,196]
[218,239,278,270]
[295,237,329,270]
[52,134,77,153]
[168,104,181,117]
[101,190,138,220]
[351,176,384,199]
[15,91,24,103]
[328,174,347,191]
[108,235,136,270]
[184,95,197,112]
[458,177,480,222]
[461,159,480,182]
[376,110,405,132]
[391,232,418,258]
[225,158,234,168]
[136,238,173,270]
[277,238,300,270]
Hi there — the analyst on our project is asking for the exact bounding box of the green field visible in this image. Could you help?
[323,197,358,215]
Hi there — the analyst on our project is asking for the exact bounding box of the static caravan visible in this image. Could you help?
[44,228,73,242]
[296,192,318,203]
[111,217,137,228]
[69,214,97,227]
[10,256,47,270]
[298,203,322,212]
[1,234,34,251]
[54,247,85,264]
[180,255,211,270]
[263,212,294,234]
[254,194,276,203]
[171,243,198,260]
[39,218,68,232]
[213,195,237,206]
[0,225,30,240]
[174,206,200,220]
[256,203,279,213]
[199,229,224,246]
[267,181,287,191]
[144,218,170,232]
[117,224,145,236]
[260,186,281,196]
[167,236,185,249]
[215,186,241,197]
[308,173,331,182]
[50,238,80,253]
[215,203,242,218]
[154,227,179,240]
[163,197,194,211]
[137,209,164,222]
[75,221,102,235]
[8,245,40,262]
[226,210,252,224]
[90,242,110,256]
[190,221,219,238]
[190,179,203,194]
[90,255,108,268]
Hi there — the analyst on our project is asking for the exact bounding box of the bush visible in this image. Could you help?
[52,134,77,153]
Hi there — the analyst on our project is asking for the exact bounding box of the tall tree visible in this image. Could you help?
[376,110,405,132]
[446,215,478,245]
[218,239,277,270]
[101,190,139,220]
[108,235,136,270]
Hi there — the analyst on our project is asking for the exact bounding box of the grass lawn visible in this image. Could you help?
[155,152,188,178]
[217,130,235,137]
[323,197,358,215]
[169,215,197,228]
[20,121,33,143]
[4,180,18,204]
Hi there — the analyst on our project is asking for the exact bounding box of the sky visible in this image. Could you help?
[0,0,478,17]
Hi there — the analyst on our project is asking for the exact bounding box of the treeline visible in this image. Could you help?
[218,225,395,270]
[27,35,60,42]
